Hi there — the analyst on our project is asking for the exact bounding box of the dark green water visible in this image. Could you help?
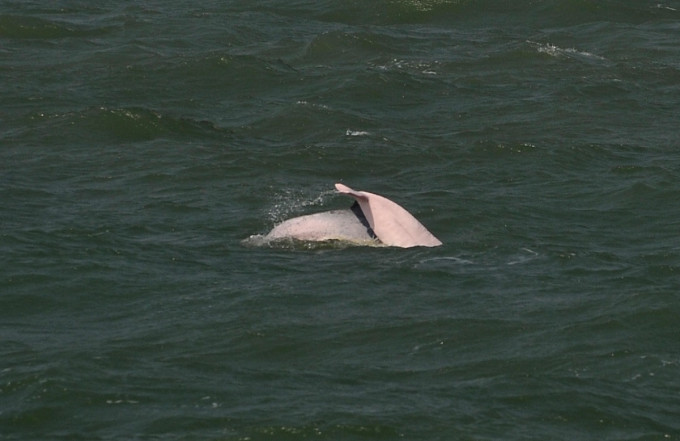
[2,1,680,440]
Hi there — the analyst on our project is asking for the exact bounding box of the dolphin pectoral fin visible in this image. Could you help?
[335,183,442,248]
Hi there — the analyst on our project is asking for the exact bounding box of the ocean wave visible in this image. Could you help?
[23,106,226,143]
[392,0,464,13]
[374,58,441,76]
[0,14,111,39]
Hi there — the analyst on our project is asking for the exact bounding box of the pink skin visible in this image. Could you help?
[265,184,442,248]
[265,209,375,243]
[334,183,442,248]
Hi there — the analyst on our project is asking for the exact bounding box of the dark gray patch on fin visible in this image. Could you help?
[350,201,377,240]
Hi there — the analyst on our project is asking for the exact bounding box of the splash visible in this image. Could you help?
[266,187,337,224]
[241,235,383,250]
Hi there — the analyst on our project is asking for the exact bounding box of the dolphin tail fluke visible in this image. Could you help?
[335,183,442,248]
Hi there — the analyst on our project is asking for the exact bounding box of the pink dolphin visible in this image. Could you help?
[265,183,442,248]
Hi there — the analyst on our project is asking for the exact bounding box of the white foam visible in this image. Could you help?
[345,129,370,136]
[528,41,606,62]
[375,58,440,75]
[296,100,330,110]
[507,248,540,265]
[656,3,677,11]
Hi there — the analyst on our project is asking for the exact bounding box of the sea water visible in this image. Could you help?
[2,1,679,440]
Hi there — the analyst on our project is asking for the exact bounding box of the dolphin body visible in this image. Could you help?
[265,183,442,248]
